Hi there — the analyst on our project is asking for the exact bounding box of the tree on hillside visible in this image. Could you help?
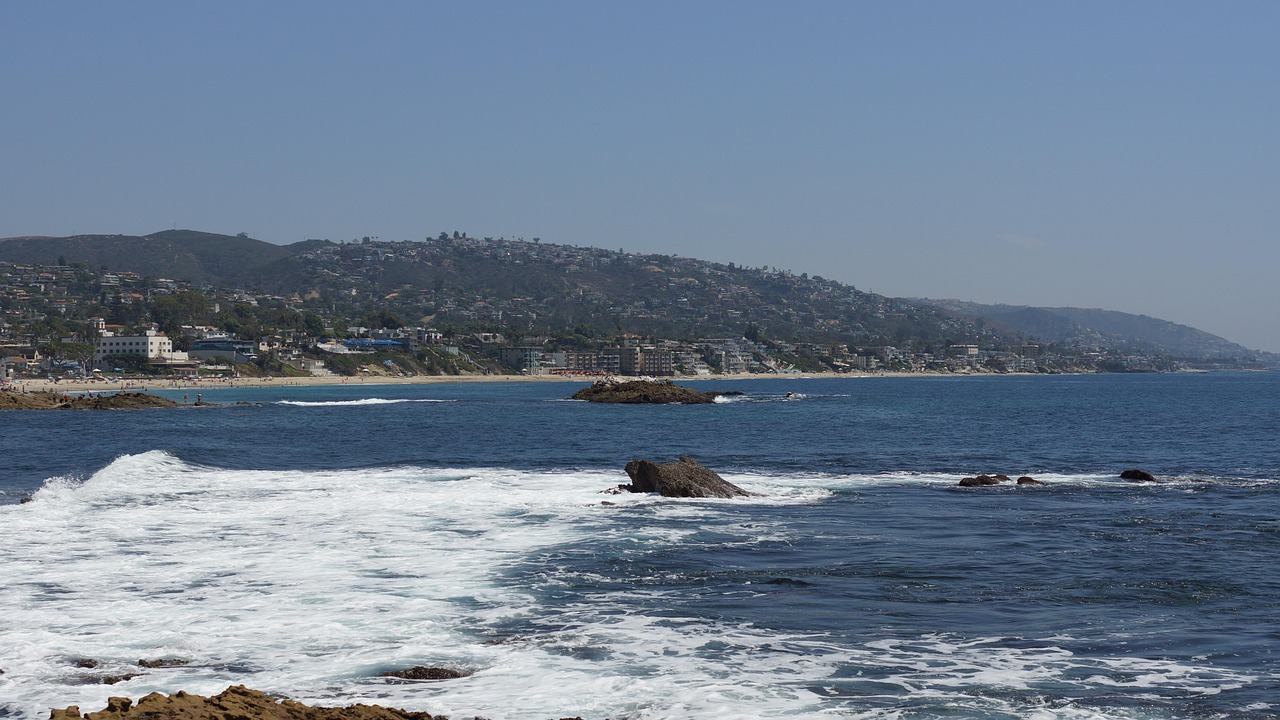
[150,290,211,336]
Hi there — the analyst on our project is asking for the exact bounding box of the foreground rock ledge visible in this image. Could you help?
[570,378,739,404]
[50,686,586,720]
[0,390,181,411]
[50,686,437,720]
[618,456,753,498]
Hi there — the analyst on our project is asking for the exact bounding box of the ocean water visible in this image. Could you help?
[1,373,1278,719]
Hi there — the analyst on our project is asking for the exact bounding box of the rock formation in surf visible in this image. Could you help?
[49,685,586,720]
[617,456,752,498]
[570,377,740,404]
[957,473,1045,487]
[0,390,182,411]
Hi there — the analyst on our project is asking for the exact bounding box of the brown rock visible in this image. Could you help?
[1120,469,1158,482]
[621,456,751,498]
[50,685,437,720]
[958,475,1002,487]
[1016,476,1044,485]
[0,390,181,411]
[570,378,738,404]
[138,658,189,668]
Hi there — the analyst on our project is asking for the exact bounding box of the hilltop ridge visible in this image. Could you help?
[0,229,1269,364]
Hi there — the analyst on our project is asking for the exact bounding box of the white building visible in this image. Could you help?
[95,329,190,364]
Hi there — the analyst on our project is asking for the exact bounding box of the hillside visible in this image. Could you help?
[920,300,1253,360]
[0,230,295,284]
[1,230,1263,361]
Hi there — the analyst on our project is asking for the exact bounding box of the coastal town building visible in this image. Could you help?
[94,329,191,365]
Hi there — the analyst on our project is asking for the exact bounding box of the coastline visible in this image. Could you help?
[1,369,1038,395]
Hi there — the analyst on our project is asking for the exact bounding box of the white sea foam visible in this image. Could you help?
[0,454,1255,719]
[274,398,456,406]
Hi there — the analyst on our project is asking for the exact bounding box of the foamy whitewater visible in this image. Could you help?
[2,374,1278,718]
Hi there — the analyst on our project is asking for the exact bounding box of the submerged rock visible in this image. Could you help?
[1120,469,1158,482]
[619,456,752,498]
[379,665,469,680]
[49,685,438,720]
[138,657,189,668]
[570,377,739,404]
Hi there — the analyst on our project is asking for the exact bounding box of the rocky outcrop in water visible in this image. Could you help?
[0,390,181,410]
[1120,469,1158,482]
[49,685,587,720]
[958,474,1005,487]
[379,665,469,681]
[617,456,752,498]
[570,378,739,404]
[49,686,438,720]
[957,473,1045,487]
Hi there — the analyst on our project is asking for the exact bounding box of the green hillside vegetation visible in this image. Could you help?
[0,230,293,284]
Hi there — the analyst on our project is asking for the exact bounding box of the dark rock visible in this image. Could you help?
[993,474,1011,483]
[958,474,1002,487]
[72,658,100,669]
[100,673,141,685]
[380,666,470,681]
[20,496,33,503]
[138,658,188,668]
[620,456,751,498]
[1120,469,1158,482]
[1016,476,1044,485]
[0,390,180,411]
[570,378,737,404]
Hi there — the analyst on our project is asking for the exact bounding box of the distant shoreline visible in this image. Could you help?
[1,369,1090,395]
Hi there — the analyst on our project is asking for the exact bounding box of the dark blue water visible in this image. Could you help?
[3,372,1278,718]
[5,373,1278,491]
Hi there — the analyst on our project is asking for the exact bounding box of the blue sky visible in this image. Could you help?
[3,1,1278,351]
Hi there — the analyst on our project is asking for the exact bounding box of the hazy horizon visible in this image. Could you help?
[3,2,1278,352]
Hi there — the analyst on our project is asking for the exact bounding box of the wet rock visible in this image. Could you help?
[0,390,180,411]
[1120,469,1158,482]
[620,456,752,498]
[72,658,100,669]
[570,378,738,404]
[99,673,141,685]
[958,474,1003,487]
[380,665,470,680]
[50,685,439,720]
[138,657,189,668]
[1016,476,1044,485]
